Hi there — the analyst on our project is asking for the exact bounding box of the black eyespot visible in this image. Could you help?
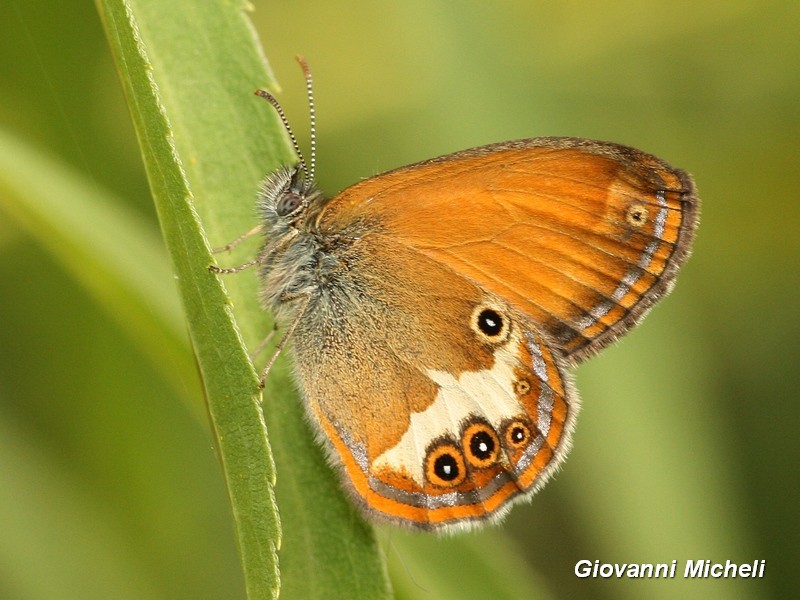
[276,193,303,217]
[434,454,460,481]
[478,309,503,336]
[461,421,500,468]
[470,304,511,344]
[470,430,494,459]
[504,419,532,450]
[510,426,526,443]
[425,443,466,487]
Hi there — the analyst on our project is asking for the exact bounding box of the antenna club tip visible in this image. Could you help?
[295,54,312,76]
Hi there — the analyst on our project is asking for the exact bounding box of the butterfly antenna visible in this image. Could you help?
[296,55,317,193]
[254,88,310,185]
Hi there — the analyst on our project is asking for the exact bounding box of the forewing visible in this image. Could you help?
[319,137,698,362]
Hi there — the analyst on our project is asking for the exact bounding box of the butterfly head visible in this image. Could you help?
[258,163,320,231]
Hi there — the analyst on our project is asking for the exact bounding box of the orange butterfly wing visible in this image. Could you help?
[287,233,576,529]
[318,137,698,361]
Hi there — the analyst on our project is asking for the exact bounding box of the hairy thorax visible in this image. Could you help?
[257,216,372,330]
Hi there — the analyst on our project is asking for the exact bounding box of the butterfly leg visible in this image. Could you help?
[211,224,264,254]
[208,258,261,275]
[208,225,270,273]
[250,323,279,362]
[209,241,272,274]
[208,259,260,274]
[258,292,312,389]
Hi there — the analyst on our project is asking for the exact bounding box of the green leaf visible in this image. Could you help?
[388,529,555,600]
[96,1,280,597]
[94,0,391,598]
[0,412,161,599]
[0,127,199,413]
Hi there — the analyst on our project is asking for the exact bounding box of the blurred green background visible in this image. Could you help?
[1,1,797,599]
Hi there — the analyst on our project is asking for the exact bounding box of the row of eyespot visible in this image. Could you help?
[424,418,535,487]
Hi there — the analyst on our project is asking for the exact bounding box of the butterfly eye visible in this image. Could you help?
[462,422,500,469]
[276,192,304,217]
[425,442,467,487]
[470,303,511,343]
[504,419,532,450]
[625,202,649,228]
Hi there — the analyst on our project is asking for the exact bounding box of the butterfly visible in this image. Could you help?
[211,57,699,531]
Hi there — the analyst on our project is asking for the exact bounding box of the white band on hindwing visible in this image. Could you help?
[370,329,557,487]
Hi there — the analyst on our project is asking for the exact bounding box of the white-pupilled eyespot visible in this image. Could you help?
[462,421,501,469]
[470,303,511,344]
[425,441,467,487]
